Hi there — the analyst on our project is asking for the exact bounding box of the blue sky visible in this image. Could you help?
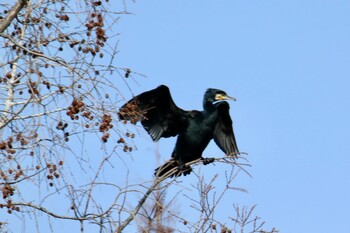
[115,1,350,232]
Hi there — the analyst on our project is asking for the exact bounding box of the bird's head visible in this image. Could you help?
[205,88,236,103]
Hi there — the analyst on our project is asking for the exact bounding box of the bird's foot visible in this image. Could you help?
[201,157,215,165]
[177,164,192,176]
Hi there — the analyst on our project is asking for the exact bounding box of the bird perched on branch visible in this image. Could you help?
[118,85,239,178]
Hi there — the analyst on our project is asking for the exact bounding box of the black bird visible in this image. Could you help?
[118,85,239,178]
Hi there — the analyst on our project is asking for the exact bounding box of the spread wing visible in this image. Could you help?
[118,85,187,141]
[213,101,239,157]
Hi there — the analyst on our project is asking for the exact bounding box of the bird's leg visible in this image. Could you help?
[201,157,215,165]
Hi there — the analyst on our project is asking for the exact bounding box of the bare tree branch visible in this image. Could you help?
[12,202,88,221]
[0,0,27,33]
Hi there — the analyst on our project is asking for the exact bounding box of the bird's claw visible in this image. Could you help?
[202,157,215,165]
[176,164,192,177]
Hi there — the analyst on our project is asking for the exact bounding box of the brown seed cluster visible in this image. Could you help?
[58,85,65,94]
[0,164,24,182]
[59,15,70,21]
[118,100,143,125]
[15,132,29,147]
[123,145,132,153]
[125,132,135,138]
[66,98,85,121]
[93,1,102,6]
[28,80,39,96]
[64,132,69,142]
[13,169,23,181]
[5,32,45,57]
[55,6,70,22]
[0,171,7,181]
[3,3,104,62]
[99,114,112,132]
[66,98,97,127]
[99,114,113,143]
[117,137,125,144]
[0,133,38,159]
[101,133,109,143]
[56,121,68,131]
[46,162,63,187]
[84,11,106,57]
[117,132,135,152]
[0,137,17,157]
[82,110,94,121]
[0,199,20,214]
[42,80,51,89]
[220,227,232,233]
[1,184,15,199]
[5,72,12,79]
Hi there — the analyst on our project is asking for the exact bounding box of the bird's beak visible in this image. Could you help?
[225,95,236,101]
[215,94,236,101]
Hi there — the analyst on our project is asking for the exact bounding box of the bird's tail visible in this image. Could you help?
[154,159,192,178]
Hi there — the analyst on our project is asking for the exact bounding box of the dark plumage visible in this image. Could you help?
[118,85,239,178]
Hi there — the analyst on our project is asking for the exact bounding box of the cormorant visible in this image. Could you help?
[118,85,239,178]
